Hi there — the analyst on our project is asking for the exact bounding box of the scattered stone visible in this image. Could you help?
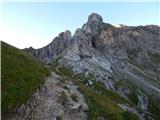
[88,80,93,86]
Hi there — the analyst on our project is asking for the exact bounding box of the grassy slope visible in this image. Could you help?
[1,41,50,114]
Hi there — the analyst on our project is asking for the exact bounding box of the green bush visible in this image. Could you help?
[56,115,62,120]
[127,92,138,105]
[148,52,160,64]
[71,94,78,102]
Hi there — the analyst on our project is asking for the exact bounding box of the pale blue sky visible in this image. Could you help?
[1,2,159,48]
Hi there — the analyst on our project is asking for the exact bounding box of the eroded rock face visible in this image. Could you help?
[71,28,92,57]
[24,30,72,64]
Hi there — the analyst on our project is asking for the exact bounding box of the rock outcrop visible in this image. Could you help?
[25,30,72,64]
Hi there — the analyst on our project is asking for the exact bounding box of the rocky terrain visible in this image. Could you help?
[6,72,88,120]
[22,13,160,120]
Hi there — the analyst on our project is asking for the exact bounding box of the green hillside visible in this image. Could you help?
[1,41,50,115]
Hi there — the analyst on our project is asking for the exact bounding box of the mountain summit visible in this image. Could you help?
[24,13,160,119]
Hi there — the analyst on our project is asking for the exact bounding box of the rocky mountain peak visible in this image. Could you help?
[82,13,103,38]
[88,13,103,24]
[58,30,72,41]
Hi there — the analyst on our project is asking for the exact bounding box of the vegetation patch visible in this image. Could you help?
[127,92,138,106]
[109,111,139,120]
[71,94,78,102]
[148,97,160,120]
[77,82,124,119]
[58,91,68,106]
[91,80,129,104]
[1,41,50,115]
[113,79,139,106]
[63,85,69,90]
[56,115,62,120]
[148,52,160,64]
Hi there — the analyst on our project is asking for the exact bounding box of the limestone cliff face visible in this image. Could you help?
[25,13,160,119]
[24,30,72,64]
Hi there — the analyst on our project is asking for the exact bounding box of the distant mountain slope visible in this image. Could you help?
[1,41,50,117]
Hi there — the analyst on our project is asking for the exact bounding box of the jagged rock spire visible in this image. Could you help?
[58,30,71,41]
[88,13,103,24]
[82,13,103,37]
